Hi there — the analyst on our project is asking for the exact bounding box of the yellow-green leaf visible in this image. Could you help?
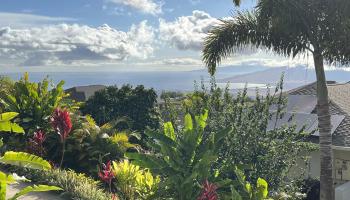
[0,112,19,122]
[184,114,193,132]
[256,177,268,199]
[163,122,175,140]
[0,151,51,170]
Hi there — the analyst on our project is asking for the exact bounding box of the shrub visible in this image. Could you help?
[0,73,67,134]
[81,85,160,133]
[126,111,229,200]
[0,112,62,199]
[8,167,112,200]
[161,78,316,190]
[112,160,159,200]
[45,113,135,176]
[0,76,14,113]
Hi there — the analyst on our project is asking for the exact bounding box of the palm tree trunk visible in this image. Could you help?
[313,52,334,200]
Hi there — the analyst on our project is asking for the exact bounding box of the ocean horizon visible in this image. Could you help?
[0,69,270,93]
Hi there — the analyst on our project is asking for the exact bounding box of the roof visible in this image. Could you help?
[287,81,350,147]
[65,85,106,102]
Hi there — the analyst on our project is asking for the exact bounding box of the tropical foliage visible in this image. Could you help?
[162,79,315,190]
[9,167,113,200]
[81,85,160,133]
[0,111,62,200]
[0,74,318,199]
[0,73,66,133]
[112,160,159,200]
[202,1,350,199]
[127,111,228,199]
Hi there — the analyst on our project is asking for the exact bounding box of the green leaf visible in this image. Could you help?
[195,110,208,129]
[245,182,252,198]
[125,152,168,170]
[0,112,19,122]
[0,182,6,200]
[145,130,177,148]
[0,171,16,184]
[230,185,243,200]
[9,184,62,200]
[0,121,25,134]
[0,152,52,170]
[256,178,268,199]
[163,122,175,140]
[184,114,193,132]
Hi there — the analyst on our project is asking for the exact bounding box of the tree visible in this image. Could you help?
[81,85,159,133]
[202,1,350,199]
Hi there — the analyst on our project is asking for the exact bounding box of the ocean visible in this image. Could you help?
[1,69,268,93]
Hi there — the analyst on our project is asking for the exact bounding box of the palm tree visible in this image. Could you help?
[202,0,350,199]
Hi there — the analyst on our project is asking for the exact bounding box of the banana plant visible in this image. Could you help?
[229,167,271,200]
[0,112,62,200]
[0,73,66,133]
[126,110,230,200]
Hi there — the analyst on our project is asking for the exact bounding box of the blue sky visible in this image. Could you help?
[0,0,314,73]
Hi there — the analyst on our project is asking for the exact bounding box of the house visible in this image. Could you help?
[272,81,350,199]
[65,85,106,102]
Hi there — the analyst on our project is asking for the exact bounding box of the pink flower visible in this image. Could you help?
[27,130,46,157]
[50,108,72,142]
[197,180,218,200]
[32,130,46,144]
[98,161,115,184]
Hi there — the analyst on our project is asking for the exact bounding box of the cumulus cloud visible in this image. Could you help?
[0,21,155,66]
[106,0,163,15]
[159,10,219,51]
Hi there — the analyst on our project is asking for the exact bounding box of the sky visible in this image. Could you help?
[0,0,318,73]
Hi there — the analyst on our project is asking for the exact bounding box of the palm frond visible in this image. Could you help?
[202,12,263,75]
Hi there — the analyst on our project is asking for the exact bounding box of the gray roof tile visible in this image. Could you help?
[288,82,350,147]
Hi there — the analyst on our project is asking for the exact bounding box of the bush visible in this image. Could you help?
[0,76,14,113]
[297,178,320,200]
[0,73,67,134]
[161,78,316,191]
[112,160,159,200]
[126,111,229,199]
[81,85,160,133]
[45,113,135,176]
[8,167,112,200]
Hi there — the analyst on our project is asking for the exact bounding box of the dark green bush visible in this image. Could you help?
[81,85,160,133]
[44,112,134,176]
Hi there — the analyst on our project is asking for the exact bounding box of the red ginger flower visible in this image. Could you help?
[98,161,115,183]
[197,180,218,200]
[27,130,47,157]
[32,130,46,144]
[50,108,72,142]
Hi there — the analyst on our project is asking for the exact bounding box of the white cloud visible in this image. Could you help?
[106,0,163,15]
[0,21,155,66]
[160,57,202,66]
[159,10,219,51]
[0,12,75,28]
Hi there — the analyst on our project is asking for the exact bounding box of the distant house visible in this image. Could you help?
[273,81,350,189]
[65,85,106,102]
